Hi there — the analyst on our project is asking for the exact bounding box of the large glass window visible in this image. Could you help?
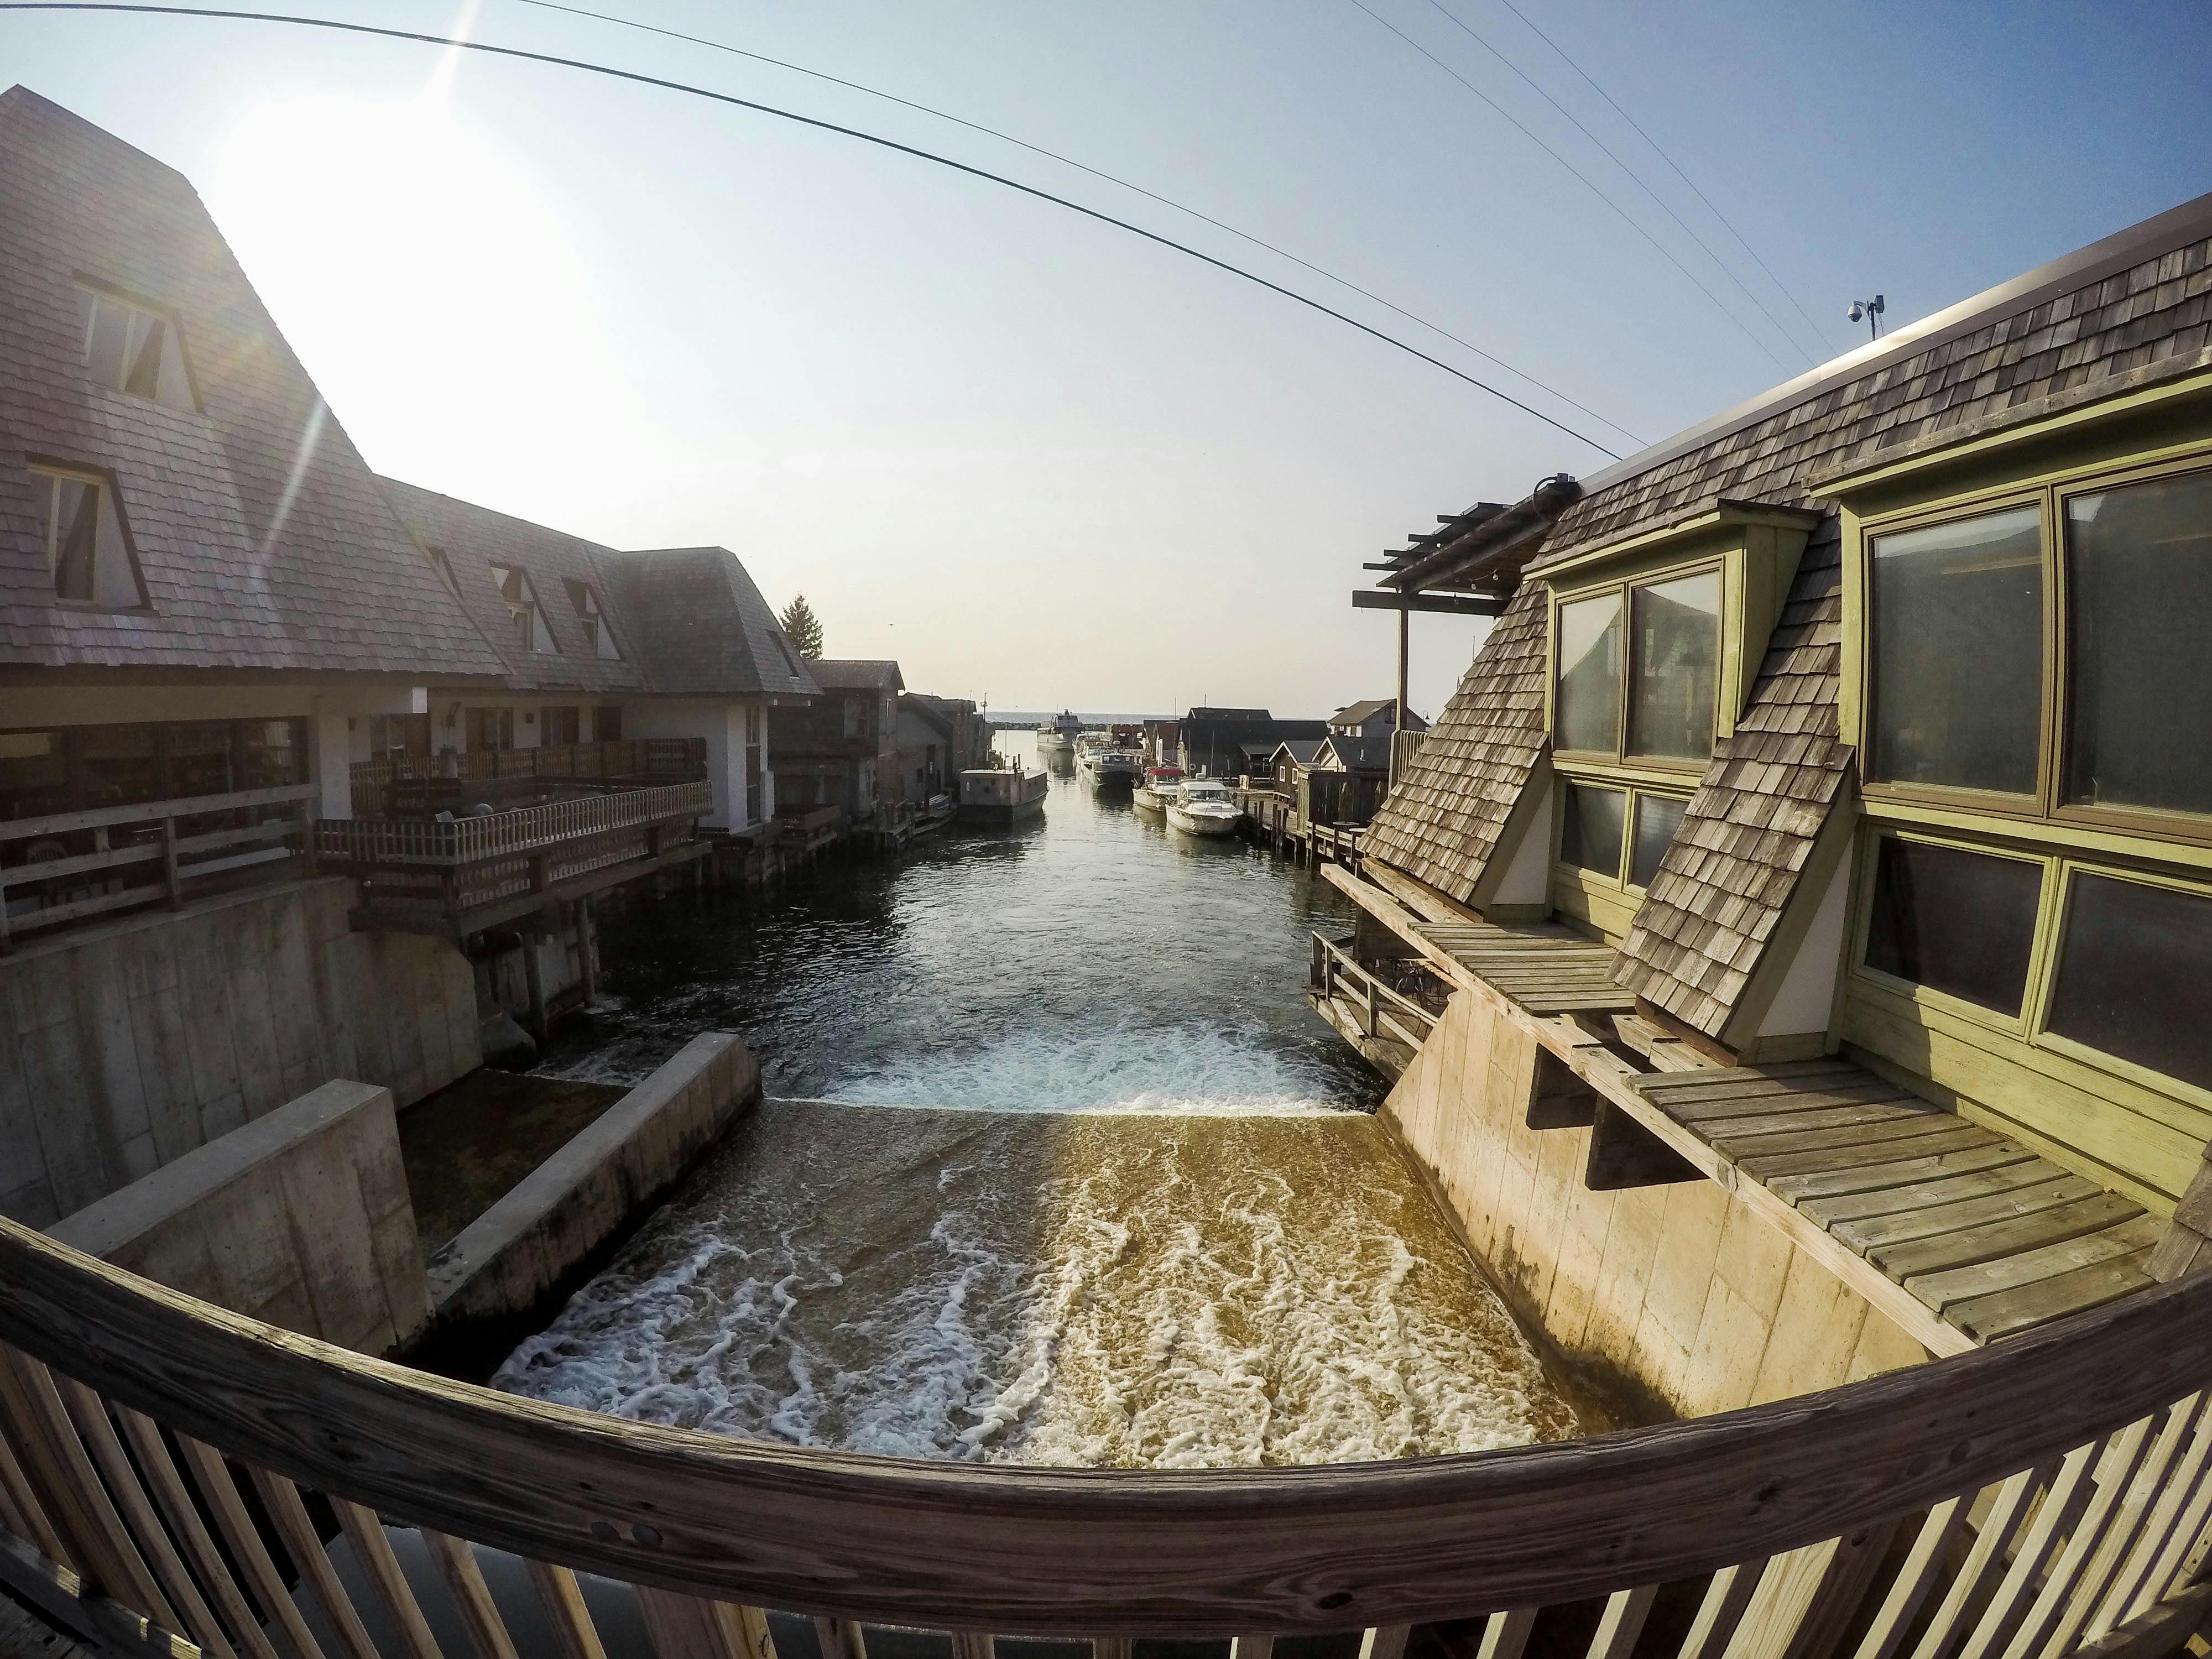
[1629,570,1722,760]
[1560,784,1626,877]
[29,467,145,609]
[1630,794,1688,889]
[77,286,195,411]
[1554,593,1623,754]
[2063,470,2212,817]
[2044,873,2212,1091]
[1867,505,2043,796]
[1863,836,2042,1016]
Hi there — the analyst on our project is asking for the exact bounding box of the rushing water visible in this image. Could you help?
[499,762,1582,1464]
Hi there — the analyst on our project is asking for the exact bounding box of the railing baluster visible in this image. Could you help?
[1721,1521,1898,1659]
[1954,1442,2108,1659]
[1680,1561,1768,1659]
[1090,1640,1133,1659]
[51,1376,236,1659]
[2002,1418,2160,1659]
[247,1466,383,1659]
[1232,1635,1275,1659]
[422,1530,522,1659]
[2118,1416,2212,1625]
[175,1437,328,1659]
[948,1635,994,1659]
[1360,1626,1410,1659]
[633,1588,751,1659]
[2076,1396,2212,1644]
[1907,1466,2053,1659]
[0,1349,180,1631]
[810,1615,866,1659]
[1479,1608,1540,1659]
[526,1561,609,1659]
[1850,1496,1969,1659]
[333,1500,446,1659]
[0,1396,70,1566]
[1587,1588,1657,1659]
[114,1409,281,1659]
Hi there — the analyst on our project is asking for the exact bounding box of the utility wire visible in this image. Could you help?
[0,2,1628,459]
[1344,0,1791,373]
[511,0,1644,446]
[1420,0,1819,367]
[1489,0,1840,358]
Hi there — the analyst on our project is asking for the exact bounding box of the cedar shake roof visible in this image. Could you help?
[599,547,818,700]
[0,87,504,680]
[1360,581,1548,901]
[1612,520,1852,1036]
[808,659,904,693]
[378,478,647,696]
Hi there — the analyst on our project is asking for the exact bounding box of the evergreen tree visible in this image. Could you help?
[780,593,824,660]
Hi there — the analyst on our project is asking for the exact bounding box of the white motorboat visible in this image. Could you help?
[1036,725,1074,756]
[1166,778,1241,837]
[1091,749,1142,787]
[1131,764,1185,813]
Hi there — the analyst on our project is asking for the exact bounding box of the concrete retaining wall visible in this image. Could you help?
[1383,990,1929,1420]
[50,1078,430,1356]
[0,877,479,1225]
[426,1032,758,1328]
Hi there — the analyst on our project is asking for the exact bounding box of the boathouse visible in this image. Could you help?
[1329,698,1428,742]
[1325,186,2212,1421]
[771,658,904,821]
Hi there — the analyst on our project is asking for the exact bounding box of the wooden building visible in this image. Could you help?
[1330,185,2212,1420]
[770,659,903,821]
[1172,707,1328,778]
[1328,697,1428,742]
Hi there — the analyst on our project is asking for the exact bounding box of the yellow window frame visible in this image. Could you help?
[1546,556,1724,779]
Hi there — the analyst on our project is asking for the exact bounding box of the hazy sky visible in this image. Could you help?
[7,2,2211,717]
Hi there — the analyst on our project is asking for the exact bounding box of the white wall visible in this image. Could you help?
[622,696,749,830]
[1759,849,1854,1037]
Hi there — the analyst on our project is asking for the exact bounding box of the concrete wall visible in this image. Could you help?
[427,1031,758,1329]
[1383,990,1929,1419]
[49,1079,429,1356]
[0,877,479,1226]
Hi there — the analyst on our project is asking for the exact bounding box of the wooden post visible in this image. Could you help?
[521,932,546,1045]
[579,900,599,1008]
[1395,606,1410,782]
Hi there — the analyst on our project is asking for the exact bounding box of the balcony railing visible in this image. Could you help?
[0,784,315,953]
[0,1211,2208,1659]
[351,739,707,816]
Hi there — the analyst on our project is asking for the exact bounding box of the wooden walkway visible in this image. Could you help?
[1631,1058,2160,1348]
[1403,918,1637,1016]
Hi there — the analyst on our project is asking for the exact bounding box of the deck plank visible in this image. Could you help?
[1767,1144,2039,1205]
[1831,1176,2102,1255]
[1736,1126,2000,1181]
[1797,1159,2072,1228]
[1903,1217,2163,1313]
[1944,1250,2160,1342]
[1866,1193,2146,1281]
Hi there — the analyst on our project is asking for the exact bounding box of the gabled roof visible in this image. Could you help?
[809,659,903,693]
[1316,731,1392,773]
[599,547,818,700]
[379,479,646,696]
[1331,698,1425,731]
[0,87,504,679]
[1271,738,1325,767]
[898,692,956,741]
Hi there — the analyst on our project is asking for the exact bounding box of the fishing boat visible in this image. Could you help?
[1036,725,1074,757]
[1166,778,1241,837]
[1131,764,1184,813]
[958,766,1048,826]
[1091,749,1142,787]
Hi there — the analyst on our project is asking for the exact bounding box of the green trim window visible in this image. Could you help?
[2044,872,2212,1094]
[1861,457,2212,839]
[1559,780,1689,893]
[1862,834,2042,1017]
[1553,566,1720,766]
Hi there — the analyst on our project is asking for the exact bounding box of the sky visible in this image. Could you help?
[6,1,2211,718]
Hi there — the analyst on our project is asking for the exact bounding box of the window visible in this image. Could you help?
[1862,836,2043,1016]
[593,706,622,742]
[1554,567,1721,764]
[488,565,555,654]
[2063,470,2212,817]
[1560,784,1626,877]
[1630,794,1688,889]
[2043,872,2212,1092]
[76,286,195,411]
[1867,505,2043,796]
[1554,593,1622,754]
[564,578,621,661]
[28,466,146,609]
[542,707,581,746]
[421,540,462,599]
[471,708,515,752]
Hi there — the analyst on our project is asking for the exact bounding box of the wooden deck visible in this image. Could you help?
[1631,1059,2160,1348]
[1401,917,1637,1016]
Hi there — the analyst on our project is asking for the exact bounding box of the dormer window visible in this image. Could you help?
[421,540,462,599]
[488,564,555,654]
[565,578,620,660]
[76,285,195,411]
[29,465,147,609]
[1553,565,1721,765]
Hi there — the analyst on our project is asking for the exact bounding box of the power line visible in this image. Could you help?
[1344,0,1791,373]
[511,0,1645,446]
[1419,0,1820,367]
[0,1,1629,459]
[1488,0,1841,359]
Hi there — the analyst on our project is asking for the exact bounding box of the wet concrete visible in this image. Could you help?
[399,1070,629,1256]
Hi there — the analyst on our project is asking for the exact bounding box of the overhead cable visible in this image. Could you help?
[510,0,1645,446]
[1344,0,1792,372]
[0,1,1629,459]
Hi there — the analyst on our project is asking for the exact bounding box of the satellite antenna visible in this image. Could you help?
[1847,294,1886,341]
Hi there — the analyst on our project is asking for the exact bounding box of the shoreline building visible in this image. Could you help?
[1333,184,2212,1420]
[770,658,904,822]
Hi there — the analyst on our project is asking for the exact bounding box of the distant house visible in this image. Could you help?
[1328,698,1428,741]
[771,660,904,820]
[1173,708,1329,778]
[1267,739,1326,792]
[894,693,990,802]
[1313,729,1393,776]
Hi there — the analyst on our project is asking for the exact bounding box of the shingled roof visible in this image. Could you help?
[0,87,504,679]
[598,547,819,700]
[808,659,903,693]
[379,479,646,696]
[1359,582,1548,901]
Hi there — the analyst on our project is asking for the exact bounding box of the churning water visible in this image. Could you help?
[499,765,1580,1464]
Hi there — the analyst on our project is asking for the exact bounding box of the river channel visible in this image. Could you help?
[496,761,1583,1465]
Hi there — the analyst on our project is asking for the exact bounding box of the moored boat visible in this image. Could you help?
[1166,778,1240,837]
[1091,749,1142,787]
[1131,764,1185,813]
[958,766,1048,826]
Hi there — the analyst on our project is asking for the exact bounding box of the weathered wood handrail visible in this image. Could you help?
[316,780,710,868]
[2,1211,2211,1647]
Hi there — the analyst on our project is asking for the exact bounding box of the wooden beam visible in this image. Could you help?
[1352,589,1507,616]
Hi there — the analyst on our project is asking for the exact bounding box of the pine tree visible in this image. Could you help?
[780,593,824,660]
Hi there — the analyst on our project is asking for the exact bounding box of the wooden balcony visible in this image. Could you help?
[0,784,315,954]
[315,780,713,938]
[1,1210,2210,1659]
[350,739,706,816]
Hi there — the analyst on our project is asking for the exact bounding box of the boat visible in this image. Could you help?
[1131,764,1184,813]
[1166,778,1241,837]
[1036,726,1074,757]
[1090,749,1142,787]
[957,766,1048,826]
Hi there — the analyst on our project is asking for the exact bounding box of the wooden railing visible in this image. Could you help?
[1310,932,1439,1050]
[351,740,706,816]
[1,1210,2210,1659]
[0,785,315,953]
[316,782,711,868]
